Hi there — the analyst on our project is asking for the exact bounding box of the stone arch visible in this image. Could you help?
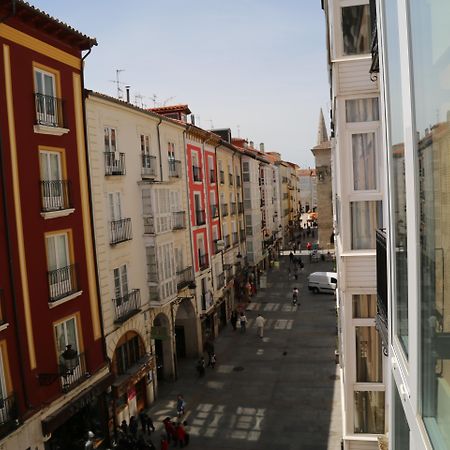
[174,298,201,358]
[111,330,146,375]
[153,313,174,381]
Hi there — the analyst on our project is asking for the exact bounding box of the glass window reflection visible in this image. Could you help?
[410,0,450,446]
[354,391,385,434]
[350,201,383,249]
[342,5,371,56]
[356,327,383,382]
[353,294,377,318]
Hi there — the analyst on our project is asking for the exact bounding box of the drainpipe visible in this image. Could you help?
[156,118,163,181]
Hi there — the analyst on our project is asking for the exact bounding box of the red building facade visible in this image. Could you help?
[0,3,109,448]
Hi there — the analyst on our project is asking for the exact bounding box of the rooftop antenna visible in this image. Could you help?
[108,69,125,99]
[149,94,158,107]
[134,93,146,108]
[163,96,175,106]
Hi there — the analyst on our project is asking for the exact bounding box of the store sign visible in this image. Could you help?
[150,326,169,340]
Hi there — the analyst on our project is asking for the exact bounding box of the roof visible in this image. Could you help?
[150,104,191,114]
[297,169,316,177]
[2,0,97,50]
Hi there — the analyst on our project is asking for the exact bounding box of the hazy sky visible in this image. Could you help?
[32,0,329,167]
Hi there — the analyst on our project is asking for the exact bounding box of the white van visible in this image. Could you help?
[307,272,337,294]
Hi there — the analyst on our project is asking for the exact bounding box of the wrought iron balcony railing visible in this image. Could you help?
[192,165,202,182]
[59,352,86,392]
[113,289,141,323]
[169,159,181,178]
[47,264,79,302]
[211,204,219,218]
[199,253,209,271]
[40,180,72,212]
[34,93,65,128]
[195,209,206,226]
[177,266,194,290]
[221,204,229,217]
[104,152,126,176]
[141,154,157,178]
[260,198,265,207]
[172,211,186,230]
[110,218,132,245]
[0,393,18,431]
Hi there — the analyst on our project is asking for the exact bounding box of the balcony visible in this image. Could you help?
[229,173,234,185]
[230,202,237,215]
[0,393,18,434]
[169,159,181,178]
[209,169,216,183]
[221,204,229,217]
[261,220,266,229]
[113,289,141,324]
[172,211,186,230]
[238,202,244,214]
[224,235,231,249]
[199,253,209,271]
[48,264,79,303]
[177,266,194,290]
[219,170,225,184]
[192,165,202,182]
[260,198,265,207]
[216,272,225,289]
[40,180,72,212]
[104,152,126,176]
[375,229,388,354]
[210,204,219,218]
[110,218,132,245]
[59,352,86,393]
[236,175,241,187]
[195,209,206,226]
[259,177,265,186]
[141,154,157,178]
[34,93,65,129]
[369,0,379,79]
[239,229,245,242]
[232,232,238,245]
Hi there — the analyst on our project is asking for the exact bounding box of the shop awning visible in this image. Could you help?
[42,371,114,435]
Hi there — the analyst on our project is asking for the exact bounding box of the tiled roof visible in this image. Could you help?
[150,104,191,114]
[8,1,97,49]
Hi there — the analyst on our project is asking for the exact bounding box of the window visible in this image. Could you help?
[346,98,379,122]
[0,347,8,405]
[353,294,376,318]
[54,316,79,354]
[168,142,175,161]
[108,192,122,222]
[354,391,385,434]
[350,201,382,249]
[394,384,410,449]
[158,242,176,299]
[116,334,142,375]
[113,265,128,299]
[141,135,150,157]
[39,150,68,211]
[352,132,377,190]
[342,4,371,56]
[104,127,117,153]
[356,327,382,382]
[34,67,61,126]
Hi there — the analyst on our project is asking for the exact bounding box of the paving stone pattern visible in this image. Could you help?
[146,256,342,450]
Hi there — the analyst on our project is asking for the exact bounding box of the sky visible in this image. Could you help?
[32,0,330,167]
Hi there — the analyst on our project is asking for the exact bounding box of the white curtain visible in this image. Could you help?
[351,201,381,249]
[346,98,379,122]
[352,132,377,190]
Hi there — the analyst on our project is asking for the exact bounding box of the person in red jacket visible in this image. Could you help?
[160,435,169,450]
[176,422,186,447]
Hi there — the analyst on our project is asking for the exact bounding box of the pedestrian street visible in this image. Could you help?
[145,255,342,450]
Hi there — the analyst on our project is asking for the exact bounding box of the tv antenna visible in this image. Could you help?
[163,96,175,106]
[108,69,126,99]
[149,94,158,107]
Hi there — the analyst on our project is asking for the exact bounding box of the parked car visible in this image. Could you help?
[307,272,337,294]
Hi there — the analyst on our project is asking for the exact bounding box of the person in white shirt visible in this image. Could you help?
[255,314,265,338]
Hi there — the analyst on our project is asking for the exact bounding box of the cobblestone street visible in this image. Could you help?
[146,255,342,450]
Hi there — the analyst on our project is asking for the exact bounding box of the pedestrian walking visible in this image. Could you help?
[139,409,148,433]
[292,287,299,305]
[204,339,215,367]
[129,416,138,440]
[176,422,186,448]
[230,310,238,331]
[120,419,128,436]
[160,435,169,450]
[239,312,248,333]
[255,314,265,338]
[209,353,216,368]
[196,357,206,377]
[176,394,186,418]
[289,251,294,263]
[146,415,156,434]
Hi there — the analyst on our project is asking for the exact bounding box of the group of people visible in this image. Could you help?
[116,410,156,449]
[196,340,217,377]
[161,418,189,449]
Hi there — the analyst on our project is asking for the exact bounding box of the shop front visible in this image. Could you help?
[110,333,155,430]
[42,372,113,450]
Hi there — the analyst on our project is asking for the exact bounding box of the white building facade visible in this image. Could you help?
[323,1,388,449]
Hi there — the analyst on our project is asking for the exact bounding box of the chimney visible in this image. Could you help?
[259,143,265,153]
[249,141,254,148]
[191,115,195,125]
[125,85,130,103]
